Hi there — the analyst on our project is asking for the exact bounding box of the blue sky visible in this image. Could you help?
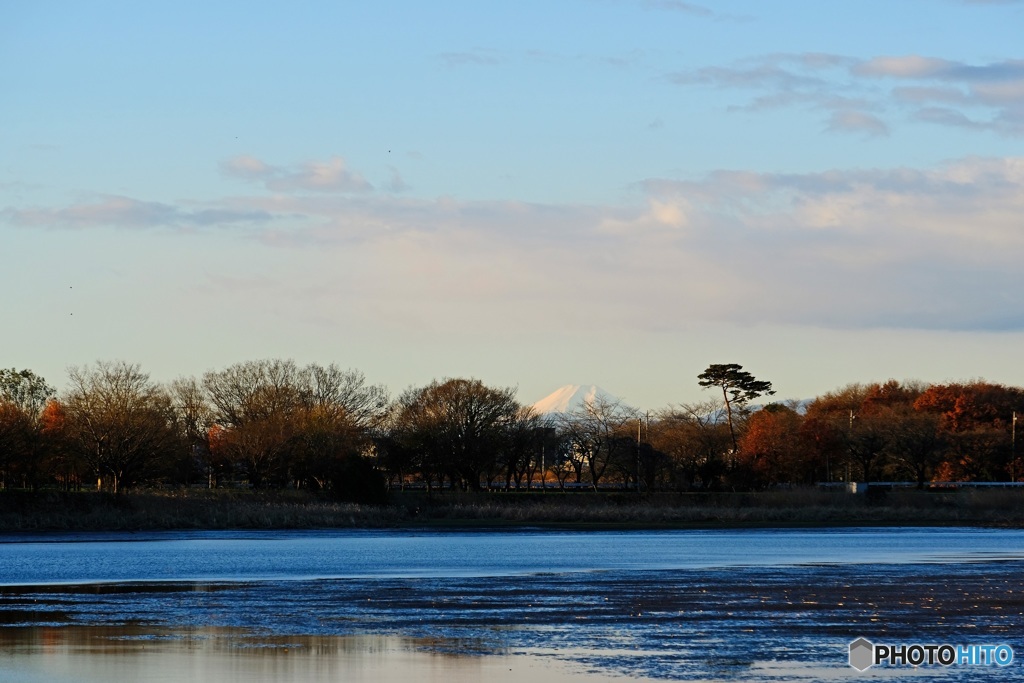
[3,0,1024,410]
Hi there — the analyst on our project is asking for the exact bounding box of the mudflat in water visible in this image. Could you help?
[0,630,636,683]
[0,528,1022,681]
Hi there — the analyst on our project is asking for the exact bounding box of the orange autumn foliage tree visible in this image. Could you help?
[737,405,811,487]
[38,399,89,490]
[913,382,1024,432]
[913,382,1024,481]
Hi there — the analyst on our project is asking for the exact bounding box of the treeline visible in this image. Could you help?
[1,361,1023,498]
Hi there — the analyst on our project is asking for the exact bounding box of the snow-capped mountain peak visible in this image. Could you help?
[531,384,620,416]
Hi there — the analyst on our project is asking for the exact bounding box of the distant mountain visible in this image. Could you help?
[531,384,622,417]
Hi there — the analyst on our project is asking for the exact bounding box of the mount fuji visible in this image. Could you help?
[530,385,623,417]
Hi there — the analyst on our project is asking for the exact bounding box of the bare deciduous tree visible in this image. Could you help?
[390,378,520,491]
[560,395,637,490]
[62,361,180,493]
[203,360,388,491]
[650,401,731,490]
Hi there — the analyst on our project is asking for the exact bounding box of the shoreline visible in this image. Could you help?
[2,487,1024,532]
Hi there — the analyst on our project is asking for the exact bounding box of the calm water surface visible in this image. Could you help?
[0,527,1021,681]
[0,527,1021,584]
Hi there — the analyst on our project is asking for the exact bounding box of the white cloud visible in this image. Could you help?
[598,198,690,236]
[9,157,1024,334]
[220,154,272,180]
[221,155,374,193]
[236,155,1024,332]
[637,157,1024,328]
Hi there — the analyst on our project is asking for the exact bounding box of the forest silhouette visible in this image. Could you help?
[2,361,1023,498]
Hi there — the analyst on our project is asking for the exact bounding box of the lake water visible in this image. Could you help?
[0,527,1022,681]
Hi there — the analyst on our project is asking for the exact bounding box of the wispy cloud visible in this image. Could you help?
[670,53,1024,136]
[3,195,271,230]
[670,60,828,91]
[220,155,374,193]
[826,110,889,137]
[892,86,970,105]
[641,0,714,17]
[856,56,1024,134]
[634,0,746,22]
[855,56,1024,83]
[437,51,500,68]
[913,106,987,129]
[385,167,410,193]
[668,53,884,136]
[220,155,272,181]
[855,55,954,79]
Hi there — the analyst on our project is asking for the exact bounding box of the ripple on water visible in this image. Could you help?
[2,529,1024,681]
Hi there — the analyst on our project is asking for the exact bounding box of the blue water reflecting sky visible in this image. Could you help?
[2,528,1024,681]
[0,527,1022,585]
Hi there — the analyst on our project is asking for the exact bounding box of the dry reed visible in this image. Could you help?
[1,487,1022,531]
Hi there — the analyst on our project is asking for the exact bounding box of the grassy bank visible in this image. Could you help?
[389,488,1024,529]
[3,487,1024,531]
[0,489,406,531]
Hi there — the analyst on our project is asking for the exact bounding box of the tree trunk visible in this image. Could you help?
[721,385,737,453]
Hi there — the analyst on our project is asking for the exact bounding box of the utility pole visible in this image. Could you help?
[1013,412,1017,483]
[636,416,642,494]
[541,444,546,493]
[847,409,856,483]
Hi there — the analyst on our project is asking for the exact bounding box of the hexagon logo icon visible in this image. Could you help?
[849,638,874,671]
